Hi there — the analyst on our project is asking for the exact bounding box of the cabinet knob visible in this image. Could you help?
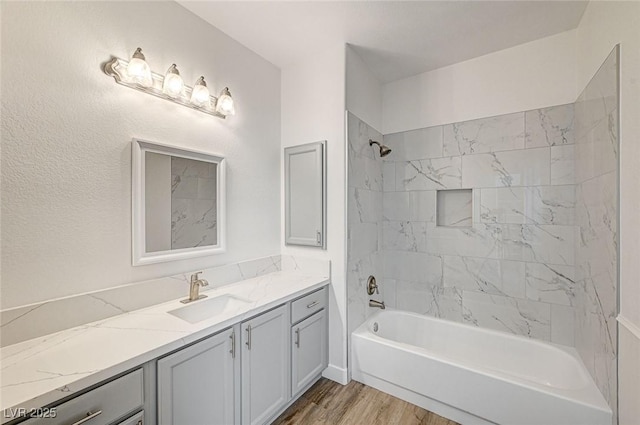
[245,325,252,350]
[295,328,300,348]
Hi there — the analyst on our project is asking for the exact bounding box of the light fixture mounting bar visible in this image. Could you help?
[103,57,226,119]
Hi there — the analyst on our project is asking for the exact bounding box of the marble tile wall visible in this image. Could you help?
[573,47,619,419]
[0,255,329,347]
[348,50,618,421]
[380,102,577,346]
[171,157,218,249]
[346,112,384,355]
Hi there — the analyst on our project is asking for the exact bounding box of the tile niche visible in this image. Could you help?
[436,189,472,227]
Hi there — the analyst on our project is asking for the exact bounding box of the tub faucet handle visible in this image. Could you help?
[367,275,379,295]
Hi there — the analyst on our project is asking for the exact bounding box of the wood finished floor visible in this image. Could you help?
[271,378,460,425]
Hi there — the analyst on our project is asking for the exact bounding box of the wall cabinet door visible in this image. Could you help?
[284,141,326,248]
[241,305,290,425]
[157,326,239,425]
[291,309,327,396]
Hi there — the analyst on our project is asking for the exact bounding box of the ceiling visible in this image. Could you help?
[178,1,588,83]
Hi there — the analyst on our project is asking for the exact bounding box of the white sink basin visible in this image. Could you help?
[168,294,252,324]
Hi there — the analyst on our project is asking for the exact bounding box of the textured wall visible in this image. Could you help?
[1,2,281,308]
[573,47,619,420]
[379,103,577,345]
[280,45,348,382]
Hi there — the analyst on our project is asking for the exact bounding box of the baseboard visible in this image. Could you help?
[322,364,348,385]
[618,315,640,340]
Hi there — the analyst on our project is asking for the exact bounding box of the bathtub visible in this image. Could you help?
[351,310,612,425]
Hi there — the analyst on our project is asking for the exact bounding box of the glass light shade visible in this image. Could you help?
[215,87,235,116]
[126,48,152,87]
[162,64,184,97]
[190,76,210,107]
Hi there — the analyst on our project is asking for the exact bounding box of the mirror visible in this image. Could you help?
[132,139,226,265]
[284,141,326,248]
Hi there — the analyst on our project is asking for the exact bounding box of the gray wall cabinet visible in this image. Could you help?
[284,142,326,248]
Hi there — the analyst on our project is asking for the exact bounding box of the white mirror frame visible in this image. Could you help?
[132,138,226,266]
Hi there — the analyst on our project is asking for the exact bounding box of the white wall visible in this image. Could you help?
[0,2,281,309]
[346,45,383,132]
[281,44,348,383]
[381,30,577,134]
[574,2,640,424]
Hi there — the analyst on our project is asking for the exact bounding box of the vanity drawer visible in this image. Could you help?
[116,410,144,425]
[23,369,143,425]
[291,287,327,324]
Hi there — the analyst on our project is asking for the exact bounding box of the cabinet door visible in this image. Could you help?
[157,326,239,425]
[292,309,327,396]
[284,141,326,248]
[241,305,290,425]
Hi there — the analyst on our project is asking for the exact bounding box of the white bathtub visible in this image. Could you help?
[351,310,612,425]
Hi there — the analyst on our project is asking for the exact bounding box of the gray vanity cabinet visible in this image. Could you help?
[291,309,327,397]
[156,326,240,425]
[20,369,144,425]
[290,287,328,397]
[116,411,144,425]
[240,305,290,425]
[14,286,328,425]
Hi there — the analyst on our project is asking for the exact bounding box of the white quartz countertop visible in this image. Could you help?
[0,271,329,422]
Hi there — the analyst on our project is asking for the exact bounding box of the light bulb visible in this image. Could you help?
[126,48,152,87]
[162,64,184,97]
[190,76,210,107]
[215,87,235,116]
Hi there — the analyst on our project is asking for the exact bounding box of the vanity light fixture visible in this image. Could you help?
[103,48,235,119]
[126,48,153,87]
[215,87,235,116]
[162,64,184,98]
[190,76,210,107]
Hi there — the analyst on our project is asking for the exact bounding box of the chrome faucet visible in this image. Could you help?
[180,272,209,304]
[369,299,385,309]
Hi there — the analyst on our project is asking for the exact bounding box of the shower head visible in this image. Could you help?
[369,139,392,158]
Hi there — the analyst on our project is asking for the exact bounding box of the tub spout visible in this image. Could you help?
[369,299,385,309]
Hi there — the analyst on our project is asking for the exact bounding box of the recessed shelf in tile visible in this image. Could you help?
[437,189,472,227]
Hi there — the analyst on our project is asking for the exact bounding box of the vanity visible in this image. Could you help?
[1,273,329,425]
[1,138,331,425]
